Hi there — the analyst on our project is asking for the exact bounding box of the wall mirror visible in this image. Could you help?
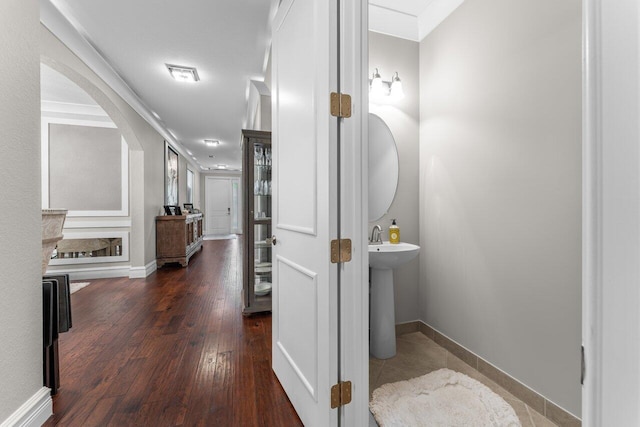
[369,113,399,221]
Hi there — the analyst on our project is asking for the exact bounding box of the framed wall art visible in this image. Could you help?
[165,142,179,205]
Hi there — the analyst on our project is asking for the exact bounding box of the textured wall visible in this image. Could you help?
[419,0,581,415]
[0,0,45,421]
[41,25,165,266]
[49,124,122,211]
[368,31,420,323]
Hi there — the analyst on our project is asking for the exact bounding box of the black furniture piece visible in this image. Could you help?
[42,274,72,395]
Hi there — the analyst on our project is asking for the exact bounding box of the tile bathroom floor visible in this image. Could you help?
[369,332,557,427]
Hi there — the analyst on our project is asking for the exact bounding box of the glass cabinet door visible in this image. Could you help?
[242,130,272,314]
[252,142,272,303]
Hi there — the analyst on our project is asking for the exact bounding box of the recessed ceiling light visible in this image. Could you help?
[204,139,220,147]
[186,150,192,155]
[166,64,200,83]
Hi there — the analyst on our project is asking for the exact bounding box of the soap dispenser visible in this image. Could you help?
[389,219,400,244]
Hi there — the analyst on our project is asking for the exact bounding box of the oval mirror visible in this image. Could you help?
[368,113,399,221]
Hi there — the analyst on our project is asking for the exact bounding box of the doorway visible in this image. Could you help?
[367,1,583,425]
[205,176,232,236]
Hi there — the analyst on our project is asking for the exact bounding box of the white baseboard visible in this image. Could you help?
[45,260,157,281]
[46,265,130,280]
[129,260,157,278]
[0,387,52,427]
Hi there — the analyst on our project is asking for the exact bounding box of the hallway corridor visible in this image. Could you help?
[44,239,302,426]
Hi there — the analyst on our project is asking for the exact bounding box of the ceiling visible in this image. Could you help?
[42,0,460,172]
[44,0,277,171]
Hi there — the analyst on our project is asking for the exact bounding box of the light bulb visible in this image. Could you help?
[370,68,386,101]
[390,72,404,100]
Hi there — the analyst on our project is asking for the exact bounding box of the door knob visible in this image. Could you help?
[266,235,277,246]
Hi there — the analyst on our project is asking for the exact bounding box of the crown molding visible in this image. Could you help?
[368,0,465,42]
[369,4,419,42]
[39,0,199,169]
[41,100,108,117]
[417,0,465,41]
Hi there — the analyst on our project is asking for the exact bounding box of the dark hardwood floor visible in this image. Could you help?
[44,239,303,426]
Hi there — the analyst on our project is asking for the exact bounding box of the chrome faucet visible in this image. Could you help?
[370,225,383,245]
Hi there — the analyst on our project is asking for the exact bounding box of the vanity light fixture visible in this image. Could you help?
[166,64,200,82]
[369,69,405,101]
[204,139,220,147]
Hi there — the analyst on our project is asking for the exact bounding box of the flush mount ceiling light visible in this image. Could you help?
[216,164,227,169]
[204,139,220,147]
[166,64,200,83]
[370,69,405,102]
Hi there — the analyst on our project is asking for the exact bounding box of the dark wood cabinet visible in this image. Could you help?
[242,130,272,314]
[156,213,203,267]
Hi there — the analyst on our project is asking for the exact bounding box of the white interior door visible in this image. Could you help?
[205,177,230,235]
[271,0,339,425]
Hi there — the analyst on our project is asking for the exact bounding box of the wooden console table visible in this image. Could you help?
[156,213,203,267]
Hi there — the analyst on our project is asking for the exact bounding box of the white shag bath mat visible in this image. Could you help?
[370,368,521,427]
[70,282,91,294]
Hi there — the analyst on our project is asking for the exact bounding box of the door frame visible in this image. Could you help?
[230,177,242,234]
[269,0,367,423]
[582,0,640,425]
[337,0,369,425]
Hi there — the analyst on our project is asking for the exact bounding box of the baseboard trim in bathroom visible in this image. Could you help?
[395,321,421,336]
[403,320,581,427]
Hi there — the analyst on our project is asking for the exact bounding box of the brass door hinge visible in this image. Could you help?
[331,239,352,264]
[330,381,352,409]
[330,92,352,118]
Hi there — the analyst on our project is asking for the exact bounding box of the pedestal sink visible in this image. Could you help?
[369,242,420,359]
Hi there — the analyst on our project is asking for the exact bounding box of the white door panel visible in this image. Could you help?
[275,256,318,398]
[205,177,230,235]
[271,0,338,425]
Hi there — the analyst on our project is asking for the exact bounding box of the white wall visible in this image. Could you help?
[419,0,581,416]
[0,0,48,422]
[368,32,420,323]
[246,80,272,132]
